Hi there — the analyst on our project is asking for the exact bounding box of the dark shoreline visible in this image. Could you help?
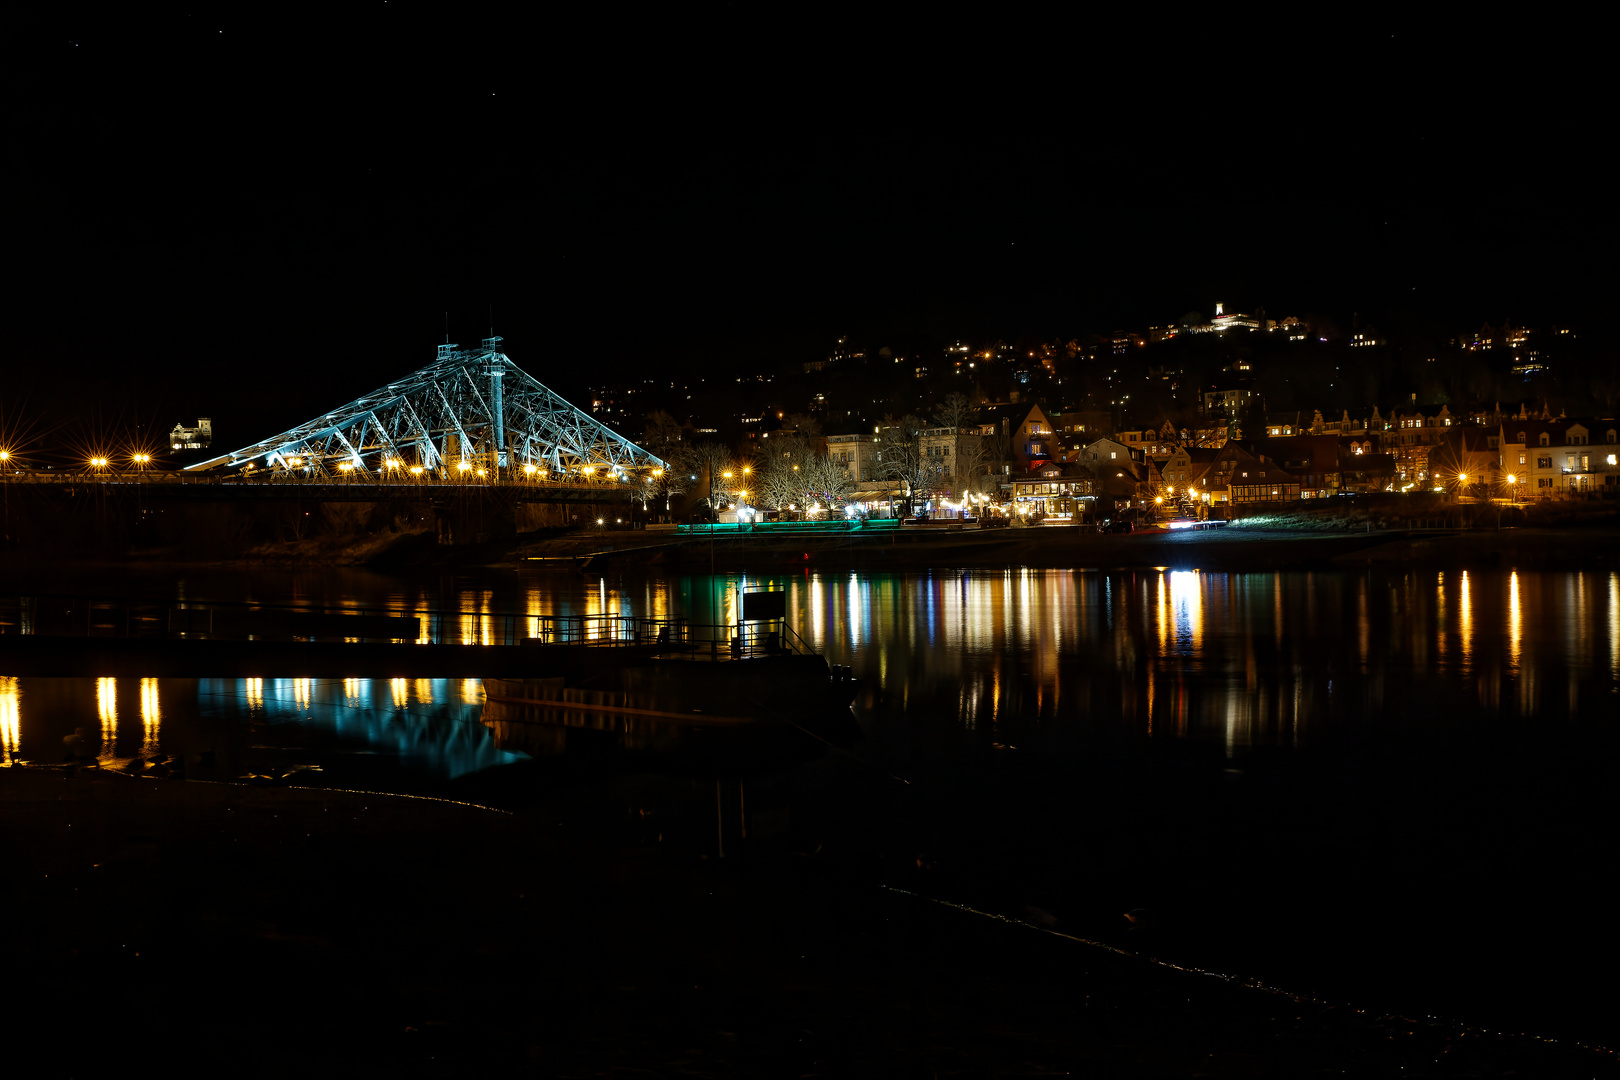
[5,766,1611,1077]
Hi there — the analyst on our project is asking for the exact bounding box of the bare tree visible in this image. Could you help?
[758,429,816,509]
[759,428,852,514]
[686,441,741,510]
[641,410,685,461]
[932,392,983,494]
[879,413,937,516]
[801,451,853,512]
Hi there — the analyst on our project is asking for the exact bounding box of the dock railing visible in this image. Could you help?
[0,592,810,661]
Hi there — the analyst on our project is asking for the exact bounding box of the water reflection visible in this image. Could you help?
[97,677,118,764]
[140,677,161,756]
[1,676,19,765]
[723,567,1619,747]
[1459,570,1473,671]
[1509,571,1522,672]
[194,675,518,782]
[1612,573,1620,681]
[2,566,1612,782]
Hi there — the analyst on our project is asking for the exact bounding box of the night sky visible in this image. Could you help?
[6,10,1609,447]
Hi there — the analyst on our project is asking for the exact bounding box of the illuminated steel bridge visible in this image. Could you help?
[187,336,662,483]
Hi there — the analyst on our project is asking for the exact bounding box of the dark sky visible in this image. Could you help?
[5,10,1610,447]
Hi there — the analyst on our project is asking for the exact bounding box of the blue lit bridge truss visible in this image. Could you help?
[188,337,663,481]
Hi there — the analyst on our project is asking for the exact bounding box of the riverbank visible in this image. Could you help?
[4,766,1611,1077]
[498,521,1620,573]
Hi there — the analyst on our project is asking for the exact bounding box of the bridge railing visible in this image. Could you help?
[0,592,808,660]
[0,468,643,491]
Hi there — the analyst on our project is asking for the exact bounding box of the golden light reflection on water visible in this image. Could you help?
[462,679,483,705]
[1273,573,1284,648]
[1357,578,1369,667]
[1436,572,1446,664]
[391,678,408,708]
[1459,571,1473,671]
[0,676,20,765]
[1612,573,1620,681]
[1169,571,1203,654]
[1509,571,1522,671]
[414,678,434,705]
[97,677,118,761]
[344,678,365,708]
[245,677,264,709]
[139,677,161,755]
[769,566,1619,744]
[1156,575,1168,655]
[1569,574,1591,668]
[293,677,312,710]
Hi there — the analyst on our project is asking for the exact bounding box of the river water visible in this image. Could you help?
[3,563,1617,1043]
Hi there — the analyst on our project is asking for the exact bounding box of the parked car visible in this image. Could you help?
[1100,518,1134,534]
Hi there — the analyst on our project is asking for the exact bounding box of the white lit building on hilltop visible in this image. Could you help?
[170,418,213,450]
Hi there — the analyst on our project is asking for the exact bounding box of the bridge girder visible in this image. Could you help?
[188,337,664,481]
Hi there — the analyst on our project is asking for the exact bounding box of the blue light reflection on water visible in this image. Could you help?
[195,676,522,783]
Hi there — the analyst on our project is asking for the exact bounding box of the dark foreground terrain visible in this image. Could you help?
[4,766,1612,1078]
